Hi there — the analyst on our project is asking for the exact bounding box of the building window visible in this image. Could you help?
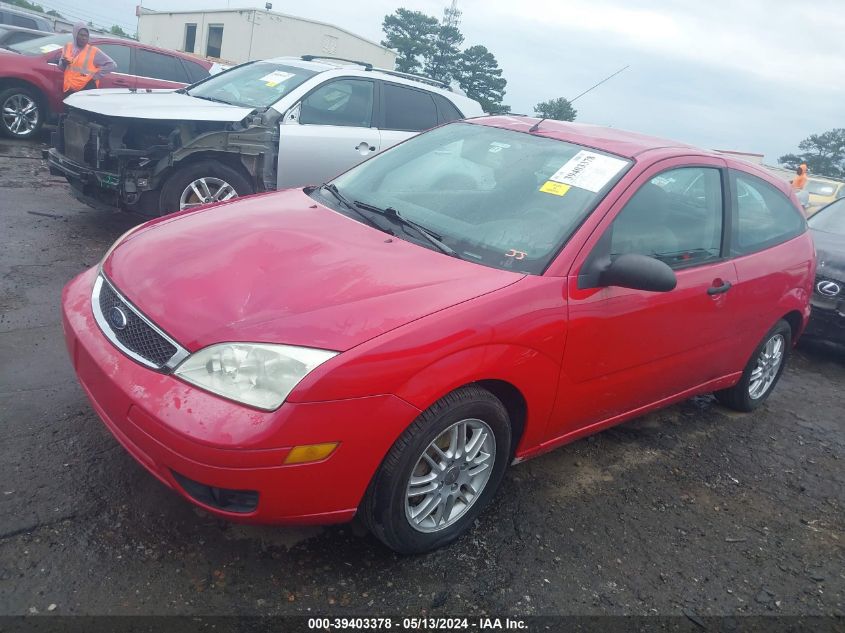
[206,24,224,58]
[322,34,338,54]
[184,23,197,53]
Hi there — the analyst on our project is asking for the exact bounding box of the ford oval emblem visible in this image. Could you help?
[109,306,128,330]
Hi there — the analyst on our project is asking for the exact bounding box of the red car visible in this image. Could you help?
[0,33,213,139]
[61,117,815,553]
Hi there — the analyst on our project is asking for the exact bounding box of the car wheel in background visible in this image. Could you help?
[362,385,511,554]
[715,319,792,412]
[0,87,44,139]
[159,160,253,214]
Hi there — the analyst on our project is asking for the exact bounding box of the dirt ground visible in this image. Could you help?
[0,137,842,622]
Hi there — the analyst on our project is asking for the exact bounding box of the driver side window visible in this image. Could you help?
[610,167,724,268]
[299,79,374,128]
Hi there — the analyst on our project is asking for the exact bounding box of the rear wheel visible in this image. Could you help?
[362,386,511,554]
[0,87,44,139]
[715,319,792,412]
[159,160,253,215]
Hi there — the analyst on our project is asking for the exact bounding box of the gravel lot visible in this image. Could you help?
[0,137,842,622]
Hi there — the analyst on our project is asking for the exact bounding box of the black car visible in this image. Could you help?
[806,198,845,344]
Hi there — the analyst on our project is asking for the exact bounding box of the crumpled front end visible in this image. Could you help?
[46,105,278,214]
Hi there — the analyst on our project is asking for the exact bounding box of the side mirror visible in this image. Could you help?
[598,253,677,292]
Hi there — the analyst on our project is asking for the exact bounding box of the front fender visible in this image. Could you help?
[394,344,561,457]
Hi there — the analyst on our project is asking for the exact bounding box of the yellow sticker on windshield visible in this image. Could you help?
[540,181,571,196]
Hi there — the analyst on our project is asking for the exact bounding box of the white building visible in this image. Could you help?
[137,7,396,69]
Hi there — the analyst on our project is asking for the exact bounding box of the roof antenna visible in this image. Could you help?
[529,65,630,133]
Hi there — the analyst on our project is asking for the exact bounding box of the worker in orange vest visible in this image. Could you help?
[792,163,809,190]
[58,23,117,97]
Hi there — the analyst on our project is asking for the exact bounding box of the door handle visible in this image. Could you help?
[113,79,130,86]
[707,280,732,295]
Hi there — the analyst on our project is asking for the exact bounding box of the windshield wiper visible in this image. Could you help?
[353,201,458,257]
[319,184,394,235]
[187,94,231,104]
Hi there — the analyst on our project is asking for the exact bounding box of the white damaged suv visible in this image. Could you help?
[46,55,483,214]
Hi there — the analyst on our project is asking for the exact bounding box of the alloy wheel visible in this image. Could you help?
[179,177,238,210]
[405,418,496,533]
[2,93,39,136]
[748,333,785,399]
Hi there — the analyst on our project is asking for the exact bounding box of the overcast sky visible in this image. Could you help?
[46,0,844,163]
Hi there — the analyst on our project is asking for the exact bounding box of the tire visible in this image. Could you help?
[362,385,511,554]
[159,159,253,215]
[0,86,44,140]
[715,319,792,412]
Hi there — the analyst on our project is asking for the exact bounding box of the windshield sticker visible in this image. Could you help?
[549,150,628,193]
[39,44,63,53]
[539,181,571,196]
[260,70,295,87]
[488,142,511,153]
[504,249,527,260]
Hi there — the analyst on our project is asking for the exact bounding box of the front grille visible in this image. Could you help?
[96,277,179,369]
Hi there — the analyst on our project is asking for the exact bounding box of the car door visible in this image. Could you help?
[724,169,810,351]
[547,158,740,439]
[378,81,440,151]
[277,77,379,190]
[93,42,136,90]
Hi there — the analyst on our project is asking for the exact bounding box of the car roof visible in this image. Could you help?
[85,35,213,67]
[468,115,708,159]
[256,56,478,107]
[0,25,51,35]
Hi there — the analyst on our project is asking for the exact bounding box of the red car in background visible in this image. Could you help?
[0,33,213,139]
[61,117,815,553]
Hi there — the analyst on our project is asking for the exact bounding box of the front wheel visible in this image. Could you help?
[0,87,44,139]
[159,160,253,215]
[362,386,511,554]
[715,319,792,412]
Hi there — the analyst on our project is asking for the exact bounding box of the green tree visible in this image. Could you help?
[109,24,129,37]
[779,128,845,179]
[534,97,577,122]
[425,24,463,83]
[5,0,47,13]
[381,9,439,74]
[454,45,508,114]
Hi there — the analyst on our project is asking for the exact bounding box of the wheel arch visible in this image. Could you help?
[0,78,50,117]
[389,344,559,460]
[781,309,804,343]
[157,150,259,190]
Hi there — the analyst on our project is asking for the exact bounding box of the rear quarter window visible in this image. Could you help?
[182,59,210,83]
[433,94,464,124]
[136,48,189,83]
[731,170,806,255]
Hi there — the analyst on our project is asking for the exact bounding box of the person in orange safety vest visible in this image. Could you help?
[58,22,117,97]
[792,163,808,190]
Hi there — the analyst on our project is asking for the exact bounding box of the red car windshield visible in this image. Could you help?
[329,122,632,274]
[8,33,69,55]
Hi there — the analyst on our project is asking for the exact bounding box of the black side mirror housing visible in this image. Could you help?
[599,253,677,292]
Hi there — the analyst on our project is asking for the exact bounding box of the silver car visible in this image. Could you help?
[47,55,484,215]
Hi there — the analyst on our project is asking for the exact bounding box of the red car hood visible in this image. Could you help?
[103,190,523,352]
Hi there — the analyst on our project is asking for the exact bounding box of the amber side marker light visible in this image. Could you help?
[284,442,339,465]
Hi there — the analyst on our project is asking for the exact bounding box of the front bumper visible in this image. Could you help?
[46,147,122,210]
[61,267,422,524]
[805,298,845,344]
